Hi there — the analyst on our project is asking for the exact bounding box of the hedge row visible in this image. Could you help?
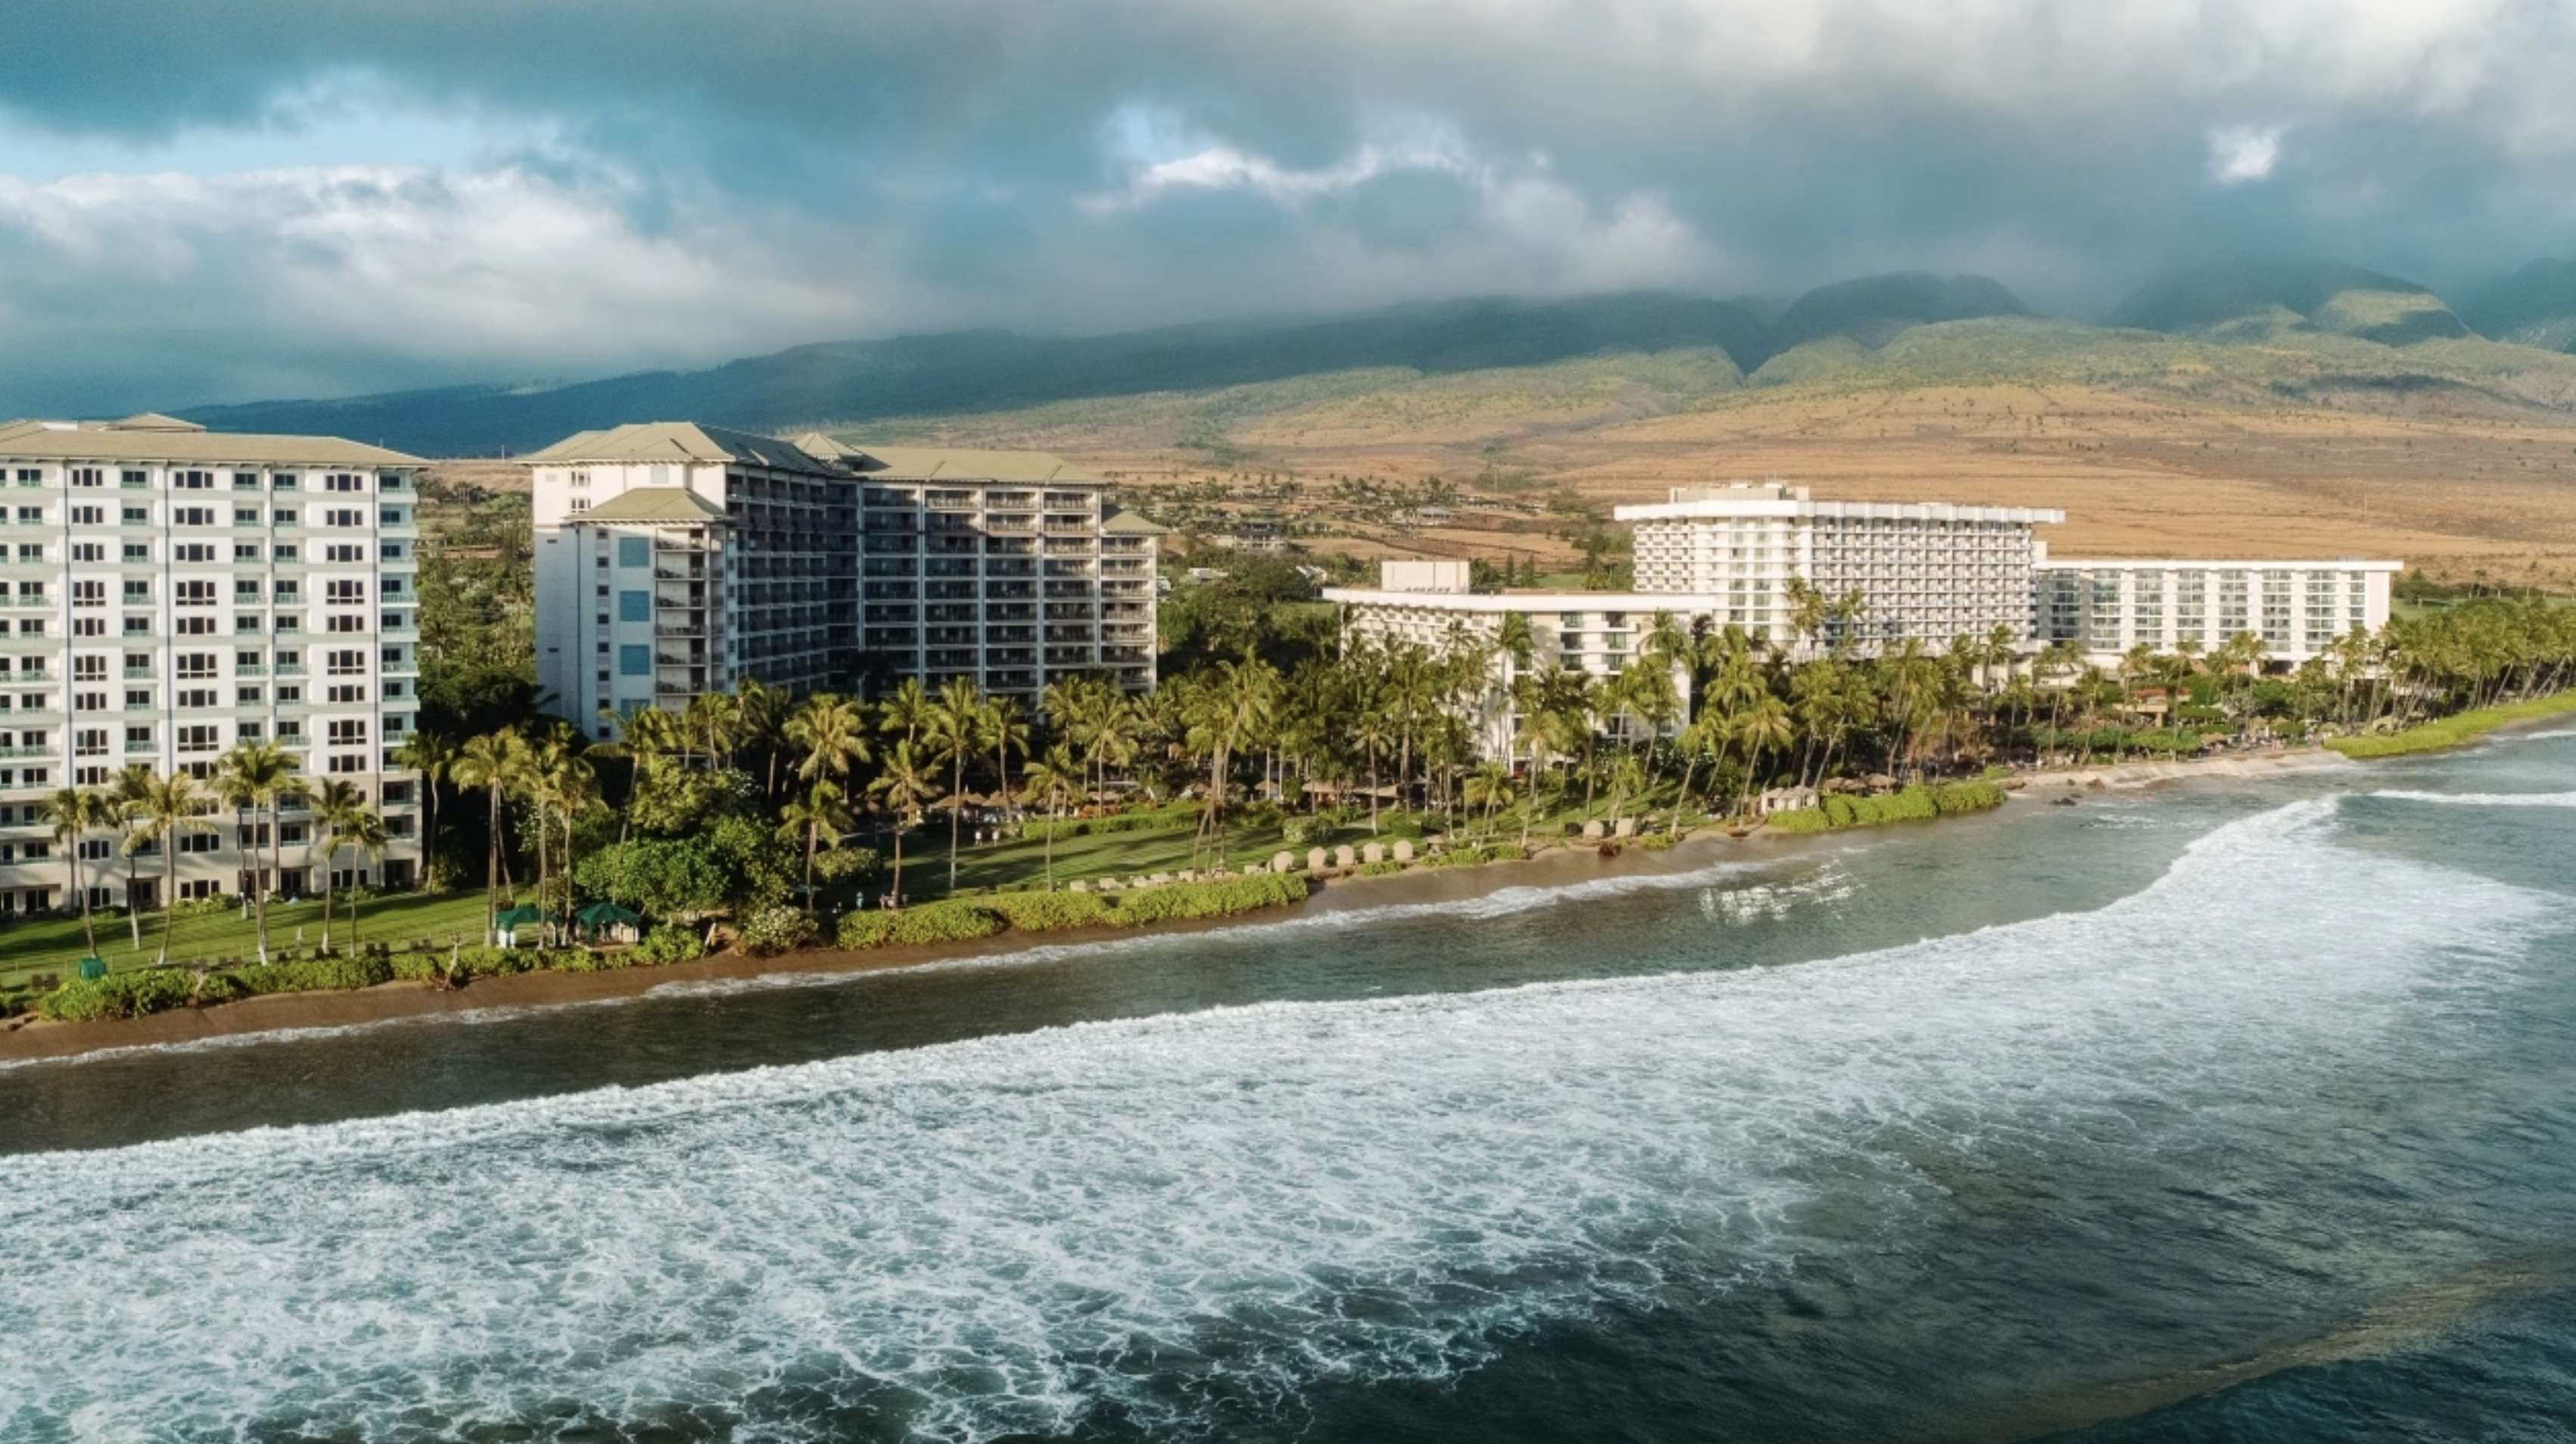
[1419,842,1529,867]
[1768,780,2005,834]
[1026,803,1201,841]
[835,873,1310,950]
[36,934,713,1022]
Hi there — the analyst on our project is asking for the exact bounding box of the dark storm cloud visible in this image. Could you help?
[0,0,2571,412]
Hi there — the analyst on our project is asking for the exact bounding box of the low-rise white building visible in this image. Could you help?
[2034,557,2399,664]
[1323,570,1719,756]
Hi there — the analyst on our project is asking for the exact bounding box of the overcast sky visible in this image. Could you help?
[2,0,2572,414]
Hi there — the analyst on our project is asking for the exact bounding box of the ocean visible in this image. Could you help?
[3,733,2573,1442]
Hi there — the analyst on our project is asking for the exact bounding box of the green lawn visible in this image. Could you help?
[2326,689,2576,758]
[0,889,499,988]
[915,792,1703,898]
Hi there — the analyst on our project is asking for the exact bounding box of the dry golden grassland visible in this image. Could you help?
[895,367,2576,585]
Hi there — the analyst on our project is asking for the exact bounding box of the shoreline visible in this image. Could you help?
[0,742,2376,1066]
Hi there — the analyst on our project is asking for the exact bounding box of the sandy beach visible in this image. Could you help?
[0,745,2363,1066]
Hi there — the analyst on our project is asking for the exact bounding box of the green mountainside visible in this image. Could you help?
[2462,260,2576,353]
[172,261,2576,456]
[2108,257,2472,344]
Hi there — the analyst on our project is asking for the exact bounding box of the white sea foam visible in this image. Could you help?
[649,850,1801,1002]
[0,799,2555,1441]
[2370,789,2576,808]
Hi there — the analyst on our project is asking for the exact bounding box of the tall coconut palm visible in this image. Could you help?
[922,678,985,892]
[878,677,933,752]
[335,808,389,949]
[390,730,457,886]
[1019,745,1081,891]
[40,786,108,954]
[983,696,1030,818]
[211,739,300,963]
[447,729,527,945]
[779,780,856,907]
[131,770,211,965]
[311,777,368,951]
[111,764,155,950]
[732,676,791,800]
[787,692,873,793]
[866,739,940,905]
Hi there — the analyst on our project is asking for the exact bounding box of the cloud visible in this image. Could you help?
[0,1,2571,412]
[2207,125,2287,184]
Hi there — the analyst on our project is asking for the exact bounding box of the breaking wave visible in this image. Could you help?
[2370,789,2576,808]
[0,799,2556,1442]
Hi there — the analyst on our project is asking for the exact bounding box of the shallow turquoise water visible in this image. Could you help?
[3,735,2574,1442]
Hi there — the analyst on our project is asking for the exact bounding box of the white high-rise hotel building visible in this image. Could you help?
[0,415,425,913]
[530,423,1160,736]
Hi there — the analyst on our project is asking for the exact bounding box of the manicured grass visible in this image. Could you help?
[2325,690,2576,759]
[0,889,499,988]
[926,819,1299,896]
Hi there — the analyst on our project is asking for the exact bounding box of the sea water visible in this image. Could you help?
[3,738,2575,1442]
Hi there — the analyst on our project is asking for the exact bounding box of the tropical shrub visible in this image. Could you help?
[837,901,1008,949]
[1766,808,1832,833]
[228,954,394,996]
[633,926,708,964]
[985,892,1117,932]
[736,907,816,956]
[1108,873,1307,924]
[1357,860,1405,876]
[40,968,241,1022]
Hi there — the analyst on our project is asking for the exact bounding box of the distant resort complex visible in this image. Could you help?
[0,412,2413,929]
[1326,481,2397,756]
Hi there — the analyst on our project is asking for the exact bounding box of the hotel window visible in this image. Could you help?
[327,719,368,745]
[323,543,362,563]
[273,474,300,490]
[325,649,366,676]
[124,543,149,562]
[175,543,215,562]
[175,580,216,607]
[174,471,213,490]
[173,506,213,527]
[325,579,366,603]
[69,505,103,526]
[234,472,262,490]
[177,725,218,754]
[70,580,103,608]
[67,543,98,563]
[70,468,103,488]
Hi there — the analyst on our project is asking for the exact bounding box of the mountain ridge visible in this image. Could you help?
[168,260,2576,454]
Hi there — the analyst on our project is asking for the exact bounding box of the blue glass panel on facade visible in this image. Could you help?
[618,644,649,676]
[618,536,649,568]
[618,590,649,622]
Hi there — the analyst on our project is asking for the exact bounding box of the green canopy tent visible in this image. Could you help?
[493,903,546,946]
[575,901,642,928]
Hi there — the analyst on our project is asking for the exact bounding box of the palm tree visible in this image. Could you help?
[732,676,791,800]
[111,764,154,951]
[923,678,985,892]
[878,677,933,752]
[447,729,527,945]
[131,770,211,966]
[866,739,941,905]
[334,809,389,950]
[212,739,300,963]
[779,780,855,906]
[1019,745,1081,890]
[40,786,107,954]
[1463,761,1514,836]
[391,730,457,887]
[984,696,1031,821]
[788,692,873,792]
[312,777,368,951]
